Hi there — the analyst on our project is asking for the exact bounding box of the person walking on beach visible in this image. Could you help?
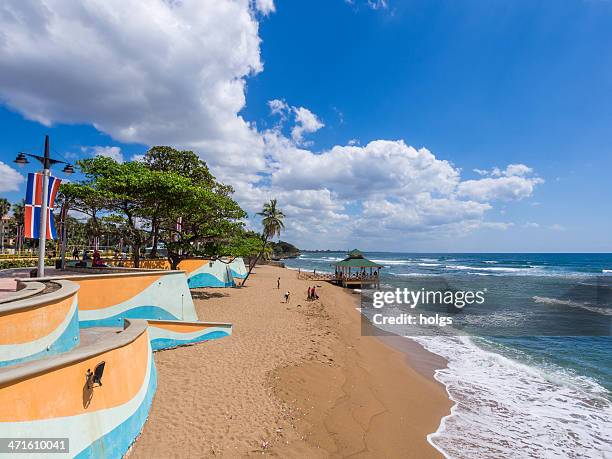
[284,291,290,303]
[307,286,312,300]
[312,286,319,300]
[277,277,281,289]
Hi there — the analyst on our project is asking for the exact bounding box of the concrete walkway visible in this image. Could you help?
[0,267,65,301]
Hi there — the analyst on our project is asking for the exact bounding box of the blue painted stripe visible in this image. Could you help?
[230,269,247,279]
[75,358,157,459]
[187,273,233,288]
[151,330,230,351]
[79,306,180,328]
[0,305,80,367]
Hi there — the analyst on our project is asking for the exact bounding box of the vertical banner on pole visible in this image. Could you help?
[24,172,61,240]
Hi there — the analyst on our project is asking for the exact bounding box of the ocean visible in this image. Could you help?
[284,252,612,458]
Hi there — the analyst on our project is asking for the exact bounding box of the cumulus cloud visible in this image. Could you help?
[291,107,324,145]
[254,0,275,15]
[82,145,124,163]
[0,0,266,184]
[268,99,289,117]
[0,0,544,248]
[0,161,25,192]
[457,164,543,202]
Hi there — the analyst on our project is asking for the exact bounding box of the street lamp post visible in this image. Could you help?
[14,135,74,277]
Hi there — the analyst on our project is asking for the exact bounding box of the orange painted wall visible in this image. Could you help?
[74,275,162,311]
[0,294,75,345]
[0,331,149,422]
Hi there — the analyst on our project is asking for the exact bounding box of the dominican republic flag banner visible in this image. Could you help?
[24,172,62,240]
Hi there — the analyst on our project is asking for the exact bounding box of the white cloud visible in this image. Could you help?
[268,99,289,117]
[254,0,275,15]
[0,0,266,184]
[523,222,540,228]
[291,107,324,145]
[82,145,124,163]
[0,161,25,192]
[367,0,388,10]
[457,164,543,202]
[0,0,545,249]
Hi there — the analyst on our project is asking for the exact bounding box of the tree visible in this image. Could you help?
[142,146,221,257]
[0,198,10,253]
[60,151,252,270]
[241,199,285,287]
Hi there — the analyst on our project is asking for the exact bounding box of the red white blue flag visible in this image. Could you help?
[24,172,61,239]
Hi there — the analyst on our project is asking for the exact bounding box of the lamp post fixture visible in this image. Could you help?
[14,135,74,277]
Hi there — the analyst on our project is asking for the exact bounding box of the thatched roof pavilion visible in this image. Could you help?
[333,250,382,288]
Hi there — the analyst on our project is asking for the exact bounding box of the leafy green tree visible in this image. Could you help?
[0,198,10,253]
[0,198,9,218]
[60,152,251,270]
[143,146,220,257]
[241,199,285,286]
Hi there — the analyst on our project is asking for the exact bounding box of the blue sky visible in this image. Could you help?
[0,0,610,251]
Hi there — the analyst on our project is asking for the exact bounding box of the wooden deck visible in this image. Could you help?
[297,270,380,288]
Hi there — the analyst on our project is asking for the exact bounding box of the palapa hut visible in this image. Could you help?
[333,249,383,288]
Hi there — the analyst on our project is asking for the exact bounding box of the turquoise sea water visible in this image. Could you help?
[285,253,612,458]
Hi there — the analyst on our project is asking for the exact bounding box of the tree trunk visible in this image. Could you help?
[240,235,268,287]
[168,252,181,270]
[133,244,140,268]
[150,220,159,258]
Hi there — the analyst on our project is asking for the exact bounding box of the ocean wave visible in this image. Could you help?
[445,265,532,273]
[603,269,612,274]
[533,296,612,316]
[418,262,441,267]
[371,259,415,265]
[388,272,431,277]
[411,335,612,459]
[483,260,498,264]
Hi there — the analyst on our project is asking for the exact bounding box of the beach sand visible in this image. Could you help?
[130,265,451,458]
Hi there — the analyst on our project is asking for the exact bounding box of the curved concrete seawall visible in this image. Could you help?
[147,319,232,351]
[25,271,198,328]
[181,259,235,288]
[228,258,247,281]
[97,257,248,288]
[0,319,156,458]
[0,280,80,367]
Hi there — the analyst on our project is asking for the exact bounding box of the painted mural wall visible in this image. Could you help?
[0,319,155,458]
[0,280,80,367]
[26,271,199,328]
[147,319,232,351]
[87,257,248,288]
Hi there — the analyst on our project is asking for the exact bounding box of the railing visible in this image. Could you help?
[297,271,380,283]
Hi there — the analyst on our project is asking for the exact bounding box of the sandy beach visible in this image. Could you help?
[130,265,452,458]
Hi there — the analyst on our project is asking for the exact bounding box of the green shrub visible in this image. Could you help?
[0,258,58,270]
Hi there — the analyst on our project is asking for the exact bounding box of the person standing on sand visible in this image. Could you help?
[284,291,290,303]
[277,277,281,289]
[307,286,312,300]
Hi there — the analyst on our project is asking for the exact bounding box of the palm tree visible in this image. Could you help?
[241,199,285,286]
[0,198,10,253]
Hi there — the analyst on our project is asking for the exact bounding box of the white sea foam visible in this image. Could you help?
[371,259,414,265]
[411,335,612,459]
[445,265,532,273]
[483,260,498,264]
[533,296,612,316]
[419,263,441,267]
[603,269,612,274]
